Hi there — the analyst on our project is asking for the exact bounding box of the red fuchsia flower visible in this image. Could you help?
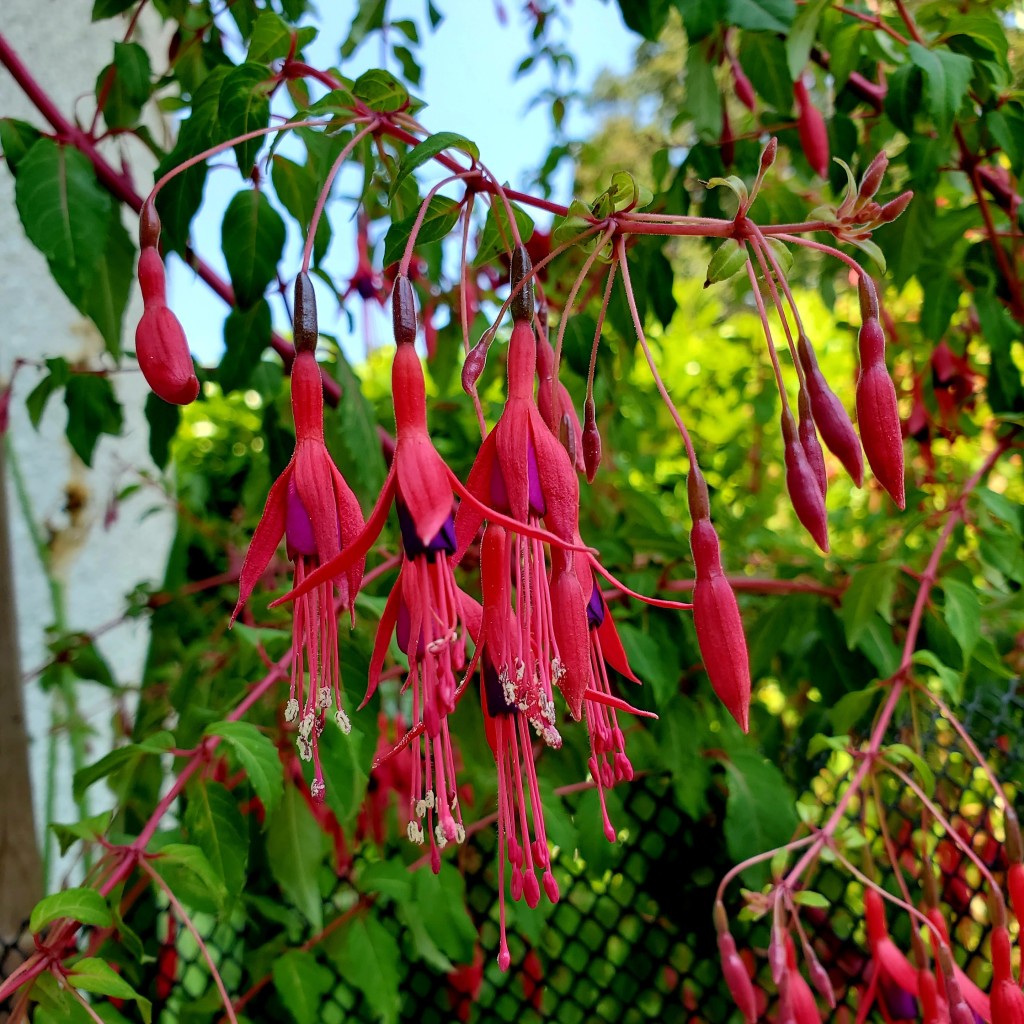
[793,76,829,179]
[781,936,822,1024]
[924,904,991,1023]
[536,333,585,474]
[991,925,1024,1024]
[231,273,365,801]
[687,469,751,732]
[455,248,592,725]
[474,524,560,972]
[714,902,758,1024]
[782,405,830,551]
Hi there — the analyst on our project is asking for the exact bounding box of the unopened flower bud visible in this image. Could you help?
[793,80,829,178]
[687,464,711,522]
[782,409,829,552]
[293,271,318,354]
[582,397,601,482]
[462,339,488,395]
[877,190,914,223]
[733,61,756,111]
[797,334,864,485]
[857,151,889,205]
[858,276,880,324]
[856,320,905,509]
[140,197,161,250]
[760,136,778,173]
[136,305,200,405]
[691,518,751,732]
[509,244,535,324]
[137,246,167,306]
[392,275,417,345]
[717,930,757,1023]
[798,389,827,497]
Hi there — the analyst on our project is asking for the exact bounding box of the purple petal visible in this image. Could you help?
[527,441,546,516]
[586,581,605,630]
[483,656,516,717]
[285,478,317,558]
[396,500,456,559]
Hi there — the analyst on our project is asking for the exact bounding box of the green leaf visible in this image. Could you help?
[390,131,479,200]
[67,958,152,1024]
[92,0,134,19]
[30,888,112,933]
[266,785,326,930]
[73,731,175,800]
[99,42,152,128]
[15,138,112,306]
[218,63,272,174]
[352,68,410,113]
[360,860,413,901]
[885,742,936,799]
[617,623,679,707]
[791,890,830,909]
[409,865,477,964]
[81,216,134,358]
[885,63,923,134]
[827,686,881,735]
[220,300,272,393]
[205,720,284,816]
[908,43,973,136]
[685,43,721,142]
[331,916,401,1024]
[272,950,334,1024]
[976,487,1022,536]
[720,746,798,886]
[317,716,369,831]
[786,0,832,79]
[271,155,317,226]
[382,195,461,266]
[853,614,901,678]
[705,239,749,286]
[912,649,962,701]
[941,579,981,661]
[474,200,535,266]
[829,23,861,90]
[725,0,795,33]
[0,118,42,174]
[738,33,793,112]
[975,291,1024,414]
[26,357,70,427]
[50,810,114,856]
[841,562,900,648]
[185,780,248,903]
[247,11,316,62]
[145,391,180,470]
[617,0,670,41]
[64,374,124,466]
[151,843,228,913]
[221,190,286,309]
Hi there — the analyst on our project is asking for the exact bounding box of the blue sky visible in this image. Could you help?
[171,1,633,362]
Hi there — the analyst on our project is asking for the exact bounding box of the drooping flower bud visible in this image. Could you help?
[139,197,160,250]
[939,946,980,1024]
[392,274,418,346]
[797,389,827,497]
[793,78,829,178]
[877,190,914,223]
[137,247,167,305]
[582,397,601,482]
[510,244,535,324]
[717,929,757,1023]
[856,318,905,509]
[135,305,199,405]
[462,339,488,395]
[733,59,756,111]
[782,409,829,552]
[797,334,864,485]
[688,469,751,732]
[293,271,318,354]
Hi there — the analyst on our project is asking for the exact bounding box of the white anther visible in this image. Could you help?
[407,821,424,845]
[434,824,448,849]
[424,789,436,810]
[284,698,299,723]
[298,712,315,739]
[310,778,325,800]
[297,735,313,762]
[454,823,466,844]
[416,799,428,818]
[317,687,332,710]
[335,709,351,734]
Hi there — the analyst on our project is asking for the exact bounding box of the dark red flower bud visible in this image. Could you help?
[1008,863,1024,925]
[139,197,160,250]
[793,79,829,178]
[857,151,889,205]
[733,60,756,111]
[877,190,914,223]
[510,244,535,324]
[462,340,488,395]
[760,136,778,174]
[582,397,601,483]
[392,275,417,346]
[720,104,735,167]
[717,930,757,1023]
[797,389,827,497]
[293,271,318,354]
[797,335,864,485]
[135,305,199,405]
[690,515,751,732]
[782,410,829,552]
[856,318,905,509]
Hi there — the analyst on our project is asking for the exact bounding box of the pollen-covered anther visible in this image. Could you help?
[284,698,299,723]
[317,687,332,710]
[542,725,562,749]
[335,709,352,734]
[299,712,315,739]
[424,789,436,809]
[515,658,526,683]
[297,735,313,762]
[416,798,428,818]
[551,657,566,684]
[454,823,466,844]
[310,778,325,801]
[406,821,425,845]
[434,824,449,849]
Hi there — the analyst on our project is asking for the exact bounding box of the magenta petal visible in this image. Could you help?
[285,478,317,557]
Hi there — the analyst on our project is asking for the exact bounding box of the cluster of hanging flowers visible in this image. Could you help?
[133,133,914,979]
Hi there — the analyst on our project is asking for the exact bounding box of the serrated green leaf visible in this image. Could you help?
[218,63,272,174]
[908,43,973,137]
[221,190,286,308]
[705,239,748,286]
[205,720,284,816]
[30,889,111,933]
[185,780,248,903]
[382,194,461,266]
[220,300,271,393]
[353,68,410,113]
[331,916,401,1024]
[91,0,134,19]
[99,42,152,128]
[360,860,413,901]
[390,131,479,200]
[73,731,175,800]
[266,785,326,930]
[68,958,152,1024]
[317,716,369,831]
[272,950,334,1024]
[685,43,721,142]
[726,0,795,33]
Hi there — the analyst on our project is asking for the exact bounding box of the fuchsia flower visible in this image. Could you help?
[232,273,365,800]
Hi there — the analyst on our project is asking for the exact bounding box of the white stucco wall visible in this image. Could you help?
[1,5,175,887]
